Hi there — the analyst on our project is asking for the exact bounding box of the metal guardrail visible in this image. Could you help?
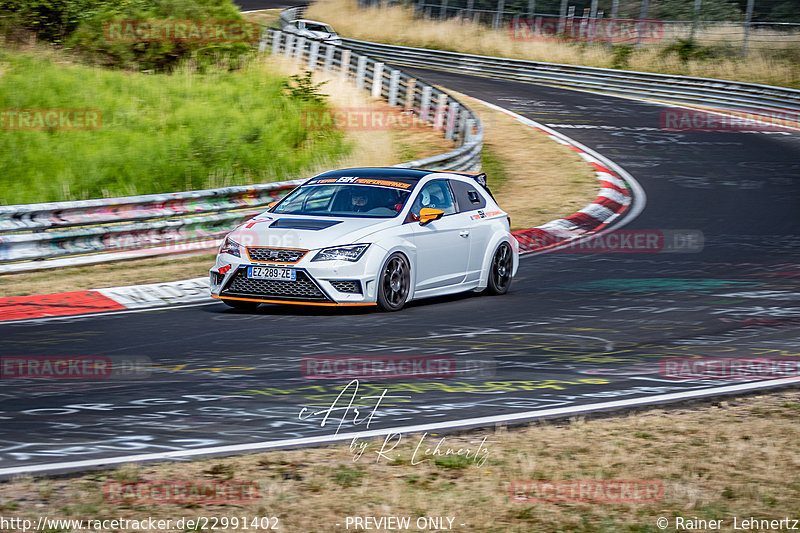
[0,181,304,266]
[267,28,483,170]
[337,38,800,116]
[1,22,483,273]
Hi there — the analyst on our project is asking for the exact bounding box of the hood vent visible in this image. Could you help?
[269,218,342,230]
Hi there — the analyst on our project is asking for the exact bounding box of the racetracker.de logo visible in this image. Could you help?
[517,229,704,254]
[301,108,435,131]
[661,357,800,380]
[103,20,260,43]
[302,355,456,380]
[509,479,663,503]
[660,108,799,132]
[103,481,259,504]
[1,356,112,379]
[509,18,663,43]
[0,355,151,380]
[0,108,102,131]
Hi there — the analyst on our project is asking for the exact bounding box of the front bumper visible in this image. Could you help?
[210,249,382,306]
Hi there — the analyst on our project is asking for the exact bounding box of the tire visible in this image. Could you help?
[377,253,411,312]
[222,298,261,311]
[486,242,513,295]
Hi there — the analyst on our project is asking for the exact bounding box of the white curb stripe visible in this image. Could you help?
[2,376,797,477]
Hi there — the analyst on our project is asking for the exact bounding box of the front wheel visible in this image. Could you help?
[377,253,411,311]
[222,298,261,311]
[486,242,513,295]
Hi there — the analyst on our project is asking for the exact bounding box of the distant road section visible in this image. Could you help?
[234,0,306,11]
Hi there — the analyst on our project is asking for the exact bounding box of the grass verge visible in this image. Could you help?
[2,389,799,531]
[0,47,349,205]
[449,90,598,230]
[305,0,800,89]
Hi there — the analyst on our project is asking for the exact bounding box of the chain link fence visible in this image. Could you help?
[360,0,799,54]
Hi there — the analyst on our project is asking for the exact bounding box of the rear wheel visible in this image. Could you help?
[377,253,410,311]
[222,299,261,311]
[486,242,513,295]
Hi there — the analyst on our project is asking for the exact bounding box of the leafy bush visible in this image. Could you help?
[661,38,715,63]
[69,0,252,71]
[611,44,634,69]
[0,0,253,71]
[0,0,106,44]
[283,71,329,105]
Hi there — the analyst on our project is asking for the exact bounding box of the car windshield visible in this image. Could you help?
[305,23,334,33]
[273,184,412,218]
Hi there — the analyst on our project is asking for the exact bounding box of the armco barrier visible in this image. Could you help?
[266,28,483,171]
[337,37,800,117]
[0,181,302,272]
[1,28,483,273]
[281,6,799,117]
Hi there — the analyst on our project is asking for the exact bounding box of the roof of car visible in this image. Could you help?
[311,167,476,182]
[297,19,332,26]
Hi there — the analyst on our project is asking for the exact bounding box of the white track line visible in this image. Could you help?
[2,376,798,477]
[468,97,647,228]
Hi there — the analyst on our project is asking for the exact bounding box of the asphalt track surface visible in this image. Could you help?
[234,0,307,11]
[1,37,799,476]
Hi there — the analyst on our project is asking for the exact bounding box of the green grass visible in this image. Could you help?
[0,49,350,205]
[478,146,509,191]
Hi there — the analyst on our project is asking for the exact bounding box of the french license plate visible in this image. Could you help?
[247,266,296,281]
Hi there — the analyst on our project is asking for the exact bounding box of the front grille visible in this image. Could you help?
[222,269,328,301]
[247,247,308,263]
[329,280,362,294]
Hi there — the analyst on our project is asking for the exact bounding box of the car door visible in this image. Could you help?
[449,179,491,283]
[409,180,471,291]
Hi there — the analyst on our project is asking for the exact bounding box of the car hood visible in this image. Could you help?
[307,31,338,40]
[226,213,396,252]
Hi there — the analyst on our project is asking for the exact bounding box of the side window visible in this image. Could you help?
[409,181,457,217]
[450,180,487,212]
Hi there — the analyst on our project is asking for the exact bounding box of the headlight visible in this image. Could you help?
[311,244,369,262]
[218,236,241,258]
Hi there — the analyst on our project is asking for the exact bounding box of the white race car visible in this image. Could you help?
[210,168,519,311]
[282,19,343,47]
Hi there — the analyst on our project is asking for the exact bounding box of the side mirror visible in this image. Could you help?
[419,208,444,225]
[267,200,279,209]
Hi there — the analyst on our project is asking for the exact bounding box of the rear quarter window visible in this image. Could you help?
[450,180,487,212]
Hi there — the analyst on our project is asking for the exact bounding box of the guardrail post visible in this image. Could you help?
[420,86,432,121]
[294,37,306,61]
[493,0,504,29]
[404,78,417,111]
[283,34,294,58]
[324,44,335,72]
[258,30,269,53]
[308,41,320,70]
[456,109,468,144]
[270,31,281,55]
[356,56,367,88]
[464,118,476,143]
[445,102,459,139]
[372,62,385,99]
[388,70,401,106]
[433,94,448,130]
[741,0,755,57]
[340,49,352,78]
